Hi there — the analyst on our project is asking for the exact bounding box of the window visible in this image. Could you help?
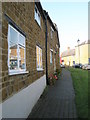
[35,5,41,26]
[89,58,90,64]
[8,24,26,74]
[54,58,56,71]
[36,46,43,71]
[56,44,58,49]
[50,50,53,63]
[73,61,75,65]
[51,27,54,39]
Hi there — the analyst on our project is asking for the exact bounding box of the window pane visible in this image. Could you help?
[35,6,37,20]
[35,6,37,13]
[9,41,18,70]
[38,13,40,26]
[10,26,18,44]
[35,11,37,20]
[50,51,51,63]
[19,46,25,70]
[19,34,25,47]
[36,46,42,69]
[36,46,39,68]
[8,25,26,72]
[89,58,90,64]
[50,51,52,63]
[36,46,39,55]
[10,59,18,70]
[40,48,42,68]
[19,46,25,59]
[35,6,40,26]
[51,52,52,62]
[54,58,56,71]
[19,59,25,70]
[37,53,39,68]
[9,26,18,70]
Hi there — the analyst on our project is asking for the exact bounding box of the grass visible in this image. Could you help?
[68,67,88,119]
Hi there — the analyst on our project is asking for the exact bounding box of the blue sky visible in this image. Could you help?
[40,1,88,55]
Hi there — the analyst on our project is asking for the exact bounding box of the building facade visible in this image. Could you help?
[0,2,60,119]
[61,47,75,66]
[75,40,90,64]
[44,11,60,78]
[61,41,90,67]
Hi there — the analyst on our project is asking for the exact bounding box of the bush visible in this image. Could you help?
[48,73,58,85]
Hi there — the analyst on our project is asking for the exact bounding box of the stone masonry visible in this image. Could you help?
[1,2,60,102]
[46,15,60,76]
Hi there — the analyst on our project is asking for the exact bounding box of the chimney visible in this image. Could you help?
[54,23,58,30]
[67,47,70,50]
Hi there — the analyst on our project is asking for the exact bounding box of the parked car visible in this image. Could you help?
[82,64,90,70]
[79,63,83,69]
[82,64,88,69]
[72,63,83,68]
[60,64,65,68]
[86,64,90,70]
[72,63,79,68]
[82,64,87,69]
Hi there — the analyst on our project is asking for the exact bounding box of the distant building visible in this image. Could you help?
[75,40,90,64]
[0,2,60,119]
[61,40,90,67]
[61,47,75,66]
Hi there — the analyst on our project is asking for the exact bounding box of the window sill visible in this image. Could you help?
[37,68,44,72]
[9,71,29,76]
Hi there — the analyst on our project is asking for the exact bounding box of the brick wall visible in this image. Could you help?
[2,2,46,101]
[47,19,60,76]
[0,2,2,103]
[1,2,60,102]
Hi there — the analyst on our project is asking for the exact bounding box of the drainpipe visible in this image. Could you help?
[45,12,49,85]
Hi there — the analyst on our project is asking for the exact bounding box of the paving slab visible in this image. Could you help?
[28,68,77,119]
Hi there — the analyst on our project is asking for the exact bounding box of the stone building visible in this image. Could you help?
[0,1,60,118]
[44,10,60,77]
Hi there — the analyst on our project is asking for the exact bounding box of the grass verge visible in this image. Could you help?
[68,67,88,119]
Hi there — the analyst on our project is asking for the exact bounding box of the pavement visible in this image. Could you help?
[28,68,77,119]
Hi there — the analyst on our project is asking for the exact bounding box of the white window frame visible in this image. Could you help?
[35,5,41,26]
[36,45,43,71]
[50,49,53,64]
[56,44,58,49]
[8,24,27,75]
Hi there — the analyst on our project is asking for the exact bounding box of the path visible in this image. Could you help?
[28,68,77,118]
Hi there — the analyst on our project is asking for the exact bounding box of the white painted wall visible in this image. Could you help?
[0,75,46,119]
[0,104,2,120]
